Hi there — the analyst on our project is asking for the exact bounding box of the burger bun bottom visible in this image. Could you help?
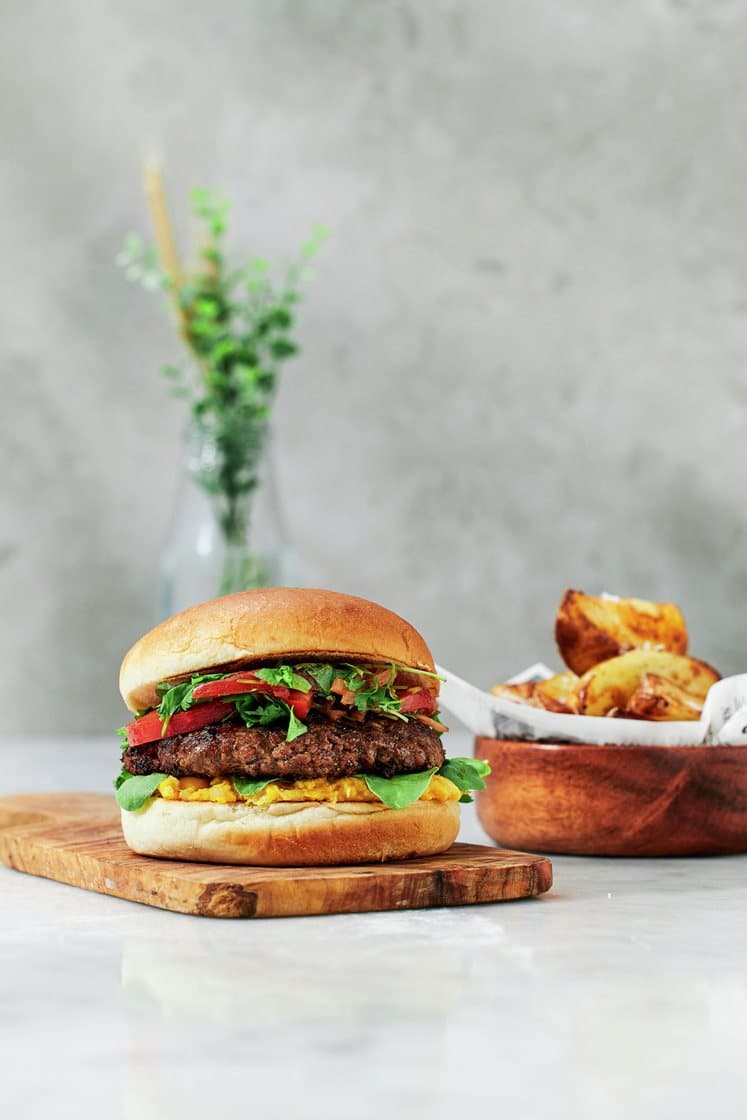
[121,797,460,866]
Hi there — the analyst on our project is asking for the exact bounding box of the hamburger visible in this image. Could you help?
[115,588,489,865]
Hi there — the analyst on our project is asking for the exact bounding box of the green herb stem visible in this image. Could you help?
[118,183,326,576]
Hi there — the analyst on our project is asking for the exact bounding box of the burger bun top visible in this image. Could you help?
[119,587,436,713]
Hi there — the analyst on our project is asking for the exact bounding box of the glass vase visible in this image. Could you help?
[157,420,298,619]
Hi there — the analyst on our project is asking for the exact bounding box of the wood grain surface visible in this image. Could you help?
[0,793,552,918]
[475,737,747,856]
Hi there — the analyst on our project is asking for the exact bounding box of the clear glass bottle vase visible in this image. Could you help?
[157,420,298,619]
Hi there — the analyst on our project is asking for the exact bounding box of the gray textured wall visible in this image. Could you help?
[3,1,747,734]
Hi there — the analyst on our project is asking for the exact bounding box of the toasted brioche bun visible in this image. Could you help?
[120,797,459,866]
[119,588,436,713]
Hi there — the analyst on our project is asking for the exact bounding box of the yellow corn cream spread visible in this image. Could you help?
[157,774,461,805]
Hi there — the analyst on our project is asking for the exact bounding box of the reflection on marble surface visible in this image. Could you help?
[3,737,747,1119]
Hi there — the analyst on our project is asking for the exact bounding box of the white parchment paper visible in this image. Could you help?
[436,663,747,746]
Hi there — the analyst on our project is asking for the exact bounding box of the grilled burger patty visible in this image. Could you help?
[122,711,445,782]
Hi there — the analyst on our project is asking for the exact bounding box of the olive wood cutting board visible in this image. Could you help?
[0,793,552,919]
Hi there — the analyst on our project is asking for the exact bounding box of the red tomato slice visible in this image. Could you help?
[399,689,438,715]
[192,673,271,700]
[193,673,313,720]
[124,700,233,747]
[288,690,312,720]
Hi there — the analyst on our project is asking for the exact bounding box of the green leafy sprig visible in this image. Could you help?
[117,169,326,571]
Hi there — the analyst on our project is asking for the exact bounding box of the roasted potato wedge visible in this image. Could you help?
[577,650,720,717]
[489,681,537,705]
[622,673,704,722]
[555,589,689,674]
[533,672,580,714]
[490,672,580,714]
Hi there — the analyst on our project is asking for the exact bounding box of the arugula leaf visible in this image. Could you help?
[232,694,307,741]
[352,678,406,719]
[285,706,307,741]
[298,661,407,721]
[438,757,491,803]
[362,768,438,809]
[398,665,445,682]
[234,693,285,726]
[156,673,225,729]
[259,701,289,725]
[255,666,311,692]
[115,772,168,812]
[300,663,335,693]
[231,777,276,798]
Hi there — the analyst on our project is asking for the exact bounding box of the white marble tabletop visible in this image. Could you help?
[2,732,746,1120]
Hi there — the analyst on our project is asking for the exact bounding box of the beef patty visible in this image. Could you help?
[122,711,445,781]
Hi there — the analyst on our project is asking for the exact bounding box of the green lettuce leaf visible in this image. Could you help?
[114,766,130,790]
[362,768,438,809]
[231,777,276,798]
[115,771,168,812]
[438,757,491,803]
[360,757,491,810]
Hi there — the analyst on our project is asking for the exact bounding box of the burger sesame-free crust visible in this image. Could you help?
[122,711,445,781]
[119,588,436,713]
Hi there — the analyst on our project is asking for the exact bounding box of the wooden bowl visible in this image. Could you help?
[474,738,747,856]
